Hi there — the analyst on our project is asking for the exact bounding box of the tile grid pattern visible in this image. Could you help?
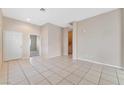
[1,56,124,85]
[17,62,31,84]
[79,64,96,84]
[98,67,103,85]
[27,62,53,84]
[116,70,120,85]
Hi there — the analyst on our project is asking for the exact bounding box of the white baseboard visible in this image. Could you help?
[78,58,124,70]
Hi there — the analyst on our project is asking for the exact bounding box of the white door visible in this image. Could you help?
[4,31,23,61]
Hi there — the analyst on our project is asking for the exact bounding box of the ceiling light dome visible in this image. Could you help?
[40,8,46,12]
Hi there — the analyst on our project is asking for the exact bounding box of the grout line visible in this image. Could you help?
[54,66,81,85]
[53,63,90,85]
[41,61,78,85]
[29,62,53,85]
[98,67,103,85]
[77,64,93,85]
[116,69,120,85]
[45,60,93,85]
[17,61,31,85]
[57,78,74,85]
[7,62,9,85]
[56,71,75,85]
[44,60,77,81]
[45,70,66,84]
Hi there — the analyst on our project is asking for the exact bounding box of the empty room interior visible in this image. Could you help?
[1,8,124,85]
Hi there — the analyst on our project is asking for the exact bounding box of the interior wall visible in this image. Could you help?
[75,9,122,67]
[41,23,63,58]
[121,9,124,67]
[3,17,41,60]
[48,24,62,58]
[0,9,3,68]
[73,22,78,59]
[62,28,68,56]
[40,24,48,58]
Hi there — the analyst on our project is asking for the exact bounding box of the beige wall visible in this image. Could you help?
[74,9,122,67]
[3,17,41,60]
[62,28,69,56]
[40,24,48,58]
[121,9,124,67]
[0,9,3,68]
[48,24,62,58]
[73,22,78,59]
[3,17,62,59]
[41,23,63,58]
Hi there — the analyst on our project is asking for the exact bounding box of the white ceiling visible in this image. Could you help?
[2,8,117,27]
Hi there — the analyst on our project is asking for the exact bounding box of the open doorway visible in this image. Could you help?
[30,35,39,57]
[68,31,73,56]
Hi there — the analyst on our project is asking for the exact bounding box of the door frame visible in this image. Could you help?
[29,33,41,57]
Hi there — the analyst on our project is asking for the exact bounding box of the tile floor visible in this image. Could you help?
[0,56,124,85]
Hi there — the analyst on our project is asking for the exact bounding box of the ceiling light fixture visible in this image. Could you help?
[40,8,46,12]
